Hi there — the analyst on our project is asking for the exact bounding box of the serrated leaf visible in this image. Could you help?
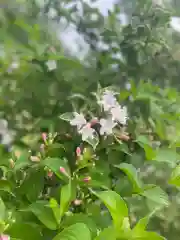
[168,165,180,187]
[93,190,128,230]
[114,163,143,193]
[52,223,91,240]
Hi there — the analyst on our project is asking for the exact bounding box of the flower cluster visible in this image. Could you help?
[60,89,128,148]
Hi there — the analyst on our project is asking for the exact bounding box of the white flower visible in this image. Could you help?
[110,106,128,125]
[70,113,87,130]
[100,118,117,135]
[79,123,95,141]
[46,60,57,71]
[170,17,180,33]
[99,90,118,111]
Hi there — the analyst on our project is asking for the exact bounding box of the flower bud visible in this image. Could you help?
[47,170,53,178]
[73,199,82,206]
[42,133,47,142]
[83,176,91,182]
[30,156,40,162]
[9,159,14,168]
[76,147,81,157]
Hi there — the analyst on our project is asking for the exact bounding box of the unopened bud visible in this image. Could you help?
[83,176,91,182]
[73,199,82,206]
[59,166,70,178]
[9,159,15,168]
[42,133,47,142]
[76,147,81,157]
[47,170,53,178]
[30,156,40,162]
[117,134,130,142]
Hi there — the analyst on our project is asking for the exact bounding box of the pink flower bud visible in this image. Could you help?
[47,170,53,178]
[83,176,91,182]
[42,132,47,142]
[59,167,65,173]
[0,235,10,240]
[76,147,81,157]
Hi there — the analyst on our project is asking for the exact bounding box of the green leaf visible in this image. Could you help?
[7,223,43,240]
[52,223,91,240]
[95,226,116,240]
[153,148,178,167]
[62,213,97,238]
[94,190,128,230]
[133,213,154,232]
[59,112,75,122]
[43,157,70,181]
[14,152,30,171]
[0,180,12,194]
[132,230,165,240]
[84,132,99,150]
[20,169,44,202]
[60,181,75,220]
[168,165,180,187]
[140,186,169,209]
[114,163,143,193]
[49,198,60,224]
[0,197,5,221]
[28,201,58,230]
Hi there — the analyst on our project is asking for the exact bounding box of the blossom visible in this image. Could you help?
[99,118,117,135]
[70,113,86,130]
[99,90,118,111]
[110,105,128,125]
[0,234,10,240]
[79,123,95,141]
[45,60,57,71]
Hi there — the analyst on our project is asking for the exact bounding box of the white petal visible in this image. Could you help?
[111,106,128,125]
[46,60,57,71]
[70,113,87,128]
